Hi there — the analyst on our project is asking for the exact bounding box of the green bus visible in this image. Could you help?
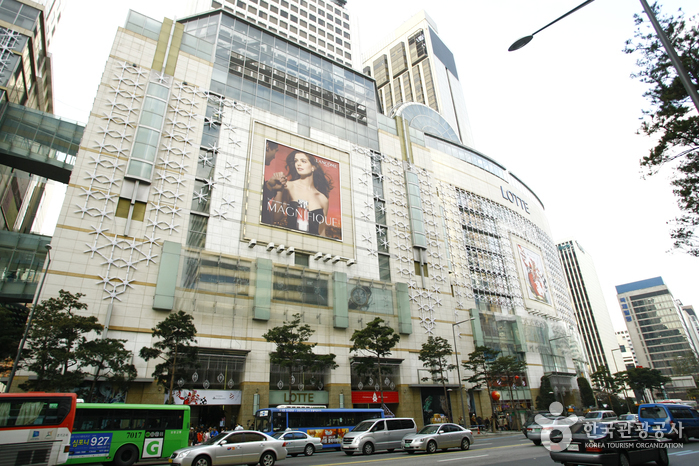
[63,403,190,466]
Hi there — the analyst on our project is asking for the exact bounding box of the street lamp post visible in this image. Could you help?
[508,0,699,113]
[452,316,475,427]
[5,244,52,393]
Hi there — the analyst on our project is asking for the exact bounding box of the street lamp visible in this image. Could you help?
[5,244,52,393]
[508,0,699,113]
[452,315,476,427]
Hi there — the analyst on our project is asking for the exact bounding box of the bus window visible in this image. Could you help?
[272,413,287,432]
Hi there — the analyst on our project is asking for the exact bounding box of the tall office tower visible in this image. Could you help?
[34,0,64,49]
[185,0,356,68]
[678,304,699,356]
[615,329,638,369]
[0,0,56,234]
[361,11,474,147]
[556,239,625,374]
[28,6,586,423]
[616,277,699,377]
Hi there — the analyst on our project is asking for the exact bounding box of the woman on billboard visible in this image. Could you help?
[269,150,334,237]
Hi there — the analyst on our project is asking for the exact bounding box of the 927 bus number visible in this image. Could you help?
[127,432,143,439]
[90,436,110,446]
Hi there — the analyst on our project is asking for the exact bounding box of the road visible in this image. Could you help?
[139,432,699,466]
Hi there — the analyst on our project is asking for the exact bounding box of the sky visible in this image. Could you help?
[49,0,699,332]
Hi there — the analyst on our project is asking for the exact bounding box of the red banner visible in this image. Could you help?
[351,391,399,404]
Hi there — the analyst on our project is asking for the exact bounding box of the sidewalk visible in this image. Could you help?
[469,428,525,437]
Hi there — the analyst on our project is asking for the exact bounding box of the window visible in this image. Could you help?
[295,253,309,267]
[116,199,146,222]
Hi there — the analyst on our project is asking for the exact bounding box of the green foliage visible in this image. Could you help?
[625,366,671,396]
[350,317,400,405]
[263,313,337,401]
[624,5,699,255]
[591,365,624,394]
[577,377,596,408]
[80,338,137,402]
[139,310,199,404]
[461,345,499,391]
[536,375,557,410]
[20,291,103,393]
[419,336,455,422]
[0,304,28,375]
[418,336,455,384]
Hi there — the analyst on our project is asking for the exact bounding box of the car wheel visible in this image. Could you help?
[681,430,690,443]
[344,451,354,456]
[259,451,276,466]
[426,440,437,454]
[656,447,669,466]
[192,456,211,466]
[304,444,315,456]
[461,438,471,451]
[533,439,542,446]
[112,445,139,466]
[619,453,630,466]
[362,442,375,455]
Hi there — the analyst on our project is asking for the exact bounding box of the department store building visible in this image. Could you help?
[36,7,586,427]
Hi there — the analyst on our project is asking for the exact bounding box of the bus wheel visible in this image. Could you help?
[112,445,139,466]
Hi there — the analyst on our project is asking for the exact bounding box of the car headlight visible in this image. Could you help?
[412,439,423,444]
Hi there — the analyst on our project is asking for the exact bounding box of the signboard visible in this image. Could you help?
[351,391,399,404]
[306,427,349,445]
[69,433,113,458]
[517,244,551,305]
[142,430,165,458]
[168,389,242,405]
[261,140,342,240]
[268,390,329,405]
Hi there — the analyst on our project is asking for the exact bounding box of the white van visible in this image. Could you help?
[341,418,417,455]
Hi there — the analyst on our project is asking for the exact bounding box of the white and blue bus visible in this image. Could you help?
[254,406,384,449]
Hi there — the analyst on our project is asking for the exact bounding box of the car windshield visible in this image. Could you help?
[418,425,440,434]
[271,432,285,439]
[351,421,375,432]
[584,412,602,419]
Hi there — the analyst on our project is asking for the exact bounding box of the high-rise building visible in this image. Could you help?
[615,329,637,370]
[616,277,699,377]
[556,239,624,375]
[34,0,64,50]
[185,0,356,68]
[361,11,474,147]
[12,6,587,426]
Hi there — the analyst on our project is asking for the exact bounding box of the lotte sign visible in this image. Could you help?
[351,391,399,404]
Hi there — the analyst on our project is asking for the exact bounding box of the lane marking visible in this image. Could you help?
[438,454,488,462]
[472,443,492,446]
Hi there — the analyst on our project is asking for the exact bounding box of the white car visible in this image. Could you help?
[271,431,323,456]
[169,431,287,466]
[401,423,474,454]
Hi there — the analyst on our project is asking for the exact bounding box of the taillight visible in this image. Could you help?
[586,445,602,453]
[64,446,70,453]
[282,442,289,447]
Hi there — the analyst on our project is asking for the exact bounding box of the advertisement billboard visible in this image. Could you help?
[517,244,551,305]
[261,140,342,240]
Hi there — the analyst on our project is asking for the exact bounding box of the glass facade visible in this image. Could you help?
[180,11,379,150]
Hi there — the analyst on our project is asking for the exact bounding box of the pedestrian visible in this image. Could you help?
[476,415,483,427]
[484,417,490,430]
[189,427,196,446]
[196,429,203,444]
[235,423,244,430]
[470,413,476,426]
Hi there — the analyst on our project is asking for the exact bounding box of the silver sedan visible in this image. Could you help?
[169,431,287,466]
[271,431,323,456]
[402,423,474,454]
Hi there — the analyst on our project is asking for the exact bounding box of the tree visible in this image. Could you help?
[461,346,500,422]
[262,313,337,402]
[591,365,624,408]
[536,375,557,410]
[0,303,28,376]
[20,290,103,392]
[79,338,137,402]
[624,5,699,255]
[350,317,400,408]
[140,310,199,404]
[418,336,456,421]
[490,355,527,428]
[625,367,670,402]
[578,377,596,408]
